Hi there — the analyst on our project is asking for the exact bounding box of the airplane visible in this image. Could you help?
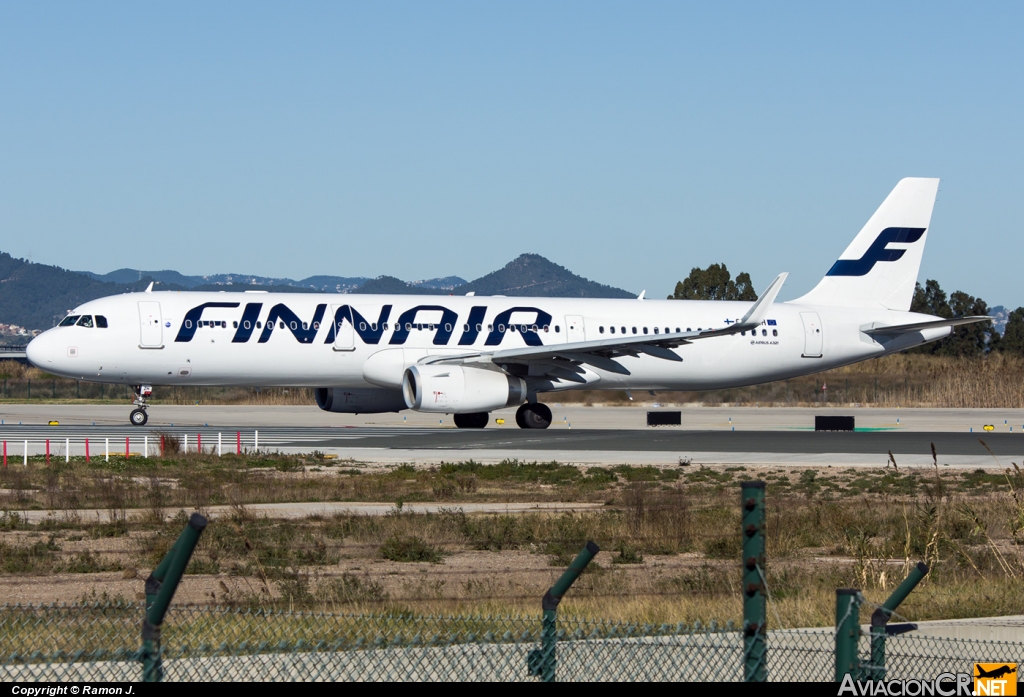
[975,665,1016,680]
[26,177,991,429]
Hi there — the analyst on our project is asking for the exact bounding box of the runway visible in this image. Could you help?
[1,404,1022,467]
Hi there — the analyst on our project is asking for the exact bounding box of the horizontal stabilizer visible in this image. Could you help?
[863,316,992,336]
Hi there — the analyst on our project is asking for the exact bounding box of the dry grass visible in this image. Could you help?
[3,454,1024,626]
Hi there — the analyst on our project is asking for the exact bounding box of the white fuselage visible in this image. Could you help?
[26,290,948,395]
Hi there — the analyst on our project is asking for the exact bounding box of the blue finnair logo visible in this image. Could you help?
[174,301,554,348]
[826,227,926,277]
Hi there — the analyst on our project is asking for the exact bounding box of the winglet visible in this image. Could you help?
[637,290,646,300]
[145,282,155,293]
[739,273,788,327]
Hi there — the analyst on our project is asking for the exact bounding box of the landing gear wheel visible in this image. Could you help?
[516,403,552,429]
[130,409,148,426]
[454,412,489,429]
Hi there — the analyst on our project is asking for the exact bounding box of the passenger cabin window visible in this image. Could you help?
[599,326,605,334]
[95,316,108,328]
[610,326,615,334]
[555,325,560,333]
[59,315,80,327]
[772,329,778,337]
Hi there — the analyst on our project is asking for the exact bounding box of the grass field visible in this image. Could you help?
[1,448,1023,628]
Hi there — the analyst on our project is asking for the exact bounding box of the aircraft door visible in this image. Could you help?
[565,315,585,343]
[800,312,823,357]
[331,305,355,351]
[138,301,163,348]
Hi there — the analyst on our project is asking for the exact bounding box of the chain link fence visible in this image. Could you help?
[1,603,1022,682]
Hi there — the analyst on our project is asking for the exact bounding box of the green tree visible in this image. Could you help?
[911,280,952,319]
[998,308,1024,356]
[668,264,756,301]
[909,279,994,355]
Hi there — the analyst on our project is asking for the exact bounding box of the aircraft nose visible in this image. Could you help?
[25,332,55,369]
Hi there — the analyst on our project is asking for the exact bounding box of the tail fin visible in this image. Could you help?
[795,177,940,311]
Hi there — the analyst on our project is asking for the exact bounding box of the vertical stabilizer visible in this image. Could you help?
[795,178,939,311]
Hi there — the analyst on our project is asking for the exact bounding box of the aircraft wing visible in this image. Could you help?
[423,273,788,381]
[863,316,992,336]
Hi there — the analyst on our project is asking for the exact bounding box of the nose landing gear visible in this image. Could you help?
[129,385,152,426]
[516,402,552,429]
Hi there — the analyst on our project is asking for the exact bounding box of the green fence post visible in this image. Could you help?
[141,513,207,682]
[145,539,181,612]
[527,540,600,682]
[835,588,861,682]
[867,562,929,681]
[741,481,767,681]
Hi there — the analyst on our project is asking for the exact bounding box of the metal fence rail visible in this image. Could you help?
[2,603,1023,682]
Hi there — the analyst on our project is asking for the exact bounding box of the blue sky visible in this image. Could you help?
[2,2,1022,305]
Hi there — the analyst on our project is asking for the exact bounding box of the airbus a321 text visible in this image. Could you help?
[26,178,989,429]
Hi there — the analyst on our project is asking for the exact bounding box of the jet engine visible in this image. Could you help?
[314,387,407,414]
[402,365,526,413]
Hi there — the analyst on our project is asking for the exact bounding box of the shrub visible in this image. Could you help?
[379,536,444,563]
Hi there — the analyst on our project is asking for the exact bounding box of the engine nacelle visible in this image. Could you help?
[402,365,526,413]
[314,387,407,414]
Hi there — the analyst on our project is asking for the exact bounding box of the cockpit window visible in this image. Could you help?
[59,315,80,327]
[95,315,108,328]
[76,315,94,328]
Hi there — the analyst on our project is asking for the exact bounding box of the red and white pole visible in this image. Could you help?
[45,439,50,465]
[125,437,130,459]
[85,438,90,463]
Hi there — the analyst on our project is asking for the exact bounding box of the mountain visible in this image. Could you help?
[411,276,467,291]
[990,306,1010,335]
[294,276,371,293]
[453,254,634,298]
[352,276,442,295]
[80,268,311,289]
[2,251,633,331]
[78,269,461,294]
[0,253,159,330]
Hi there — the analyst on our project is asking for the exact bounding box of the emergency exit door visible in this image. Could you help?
[565,315,585,343]
[331,305,355,351]
[138,301,163,348]
[800,312,823,358]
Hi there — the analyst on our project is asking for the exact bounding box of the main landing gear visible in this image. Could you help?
[129,384,152,427]
[516,402,552,430]
[451,403,553,430]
